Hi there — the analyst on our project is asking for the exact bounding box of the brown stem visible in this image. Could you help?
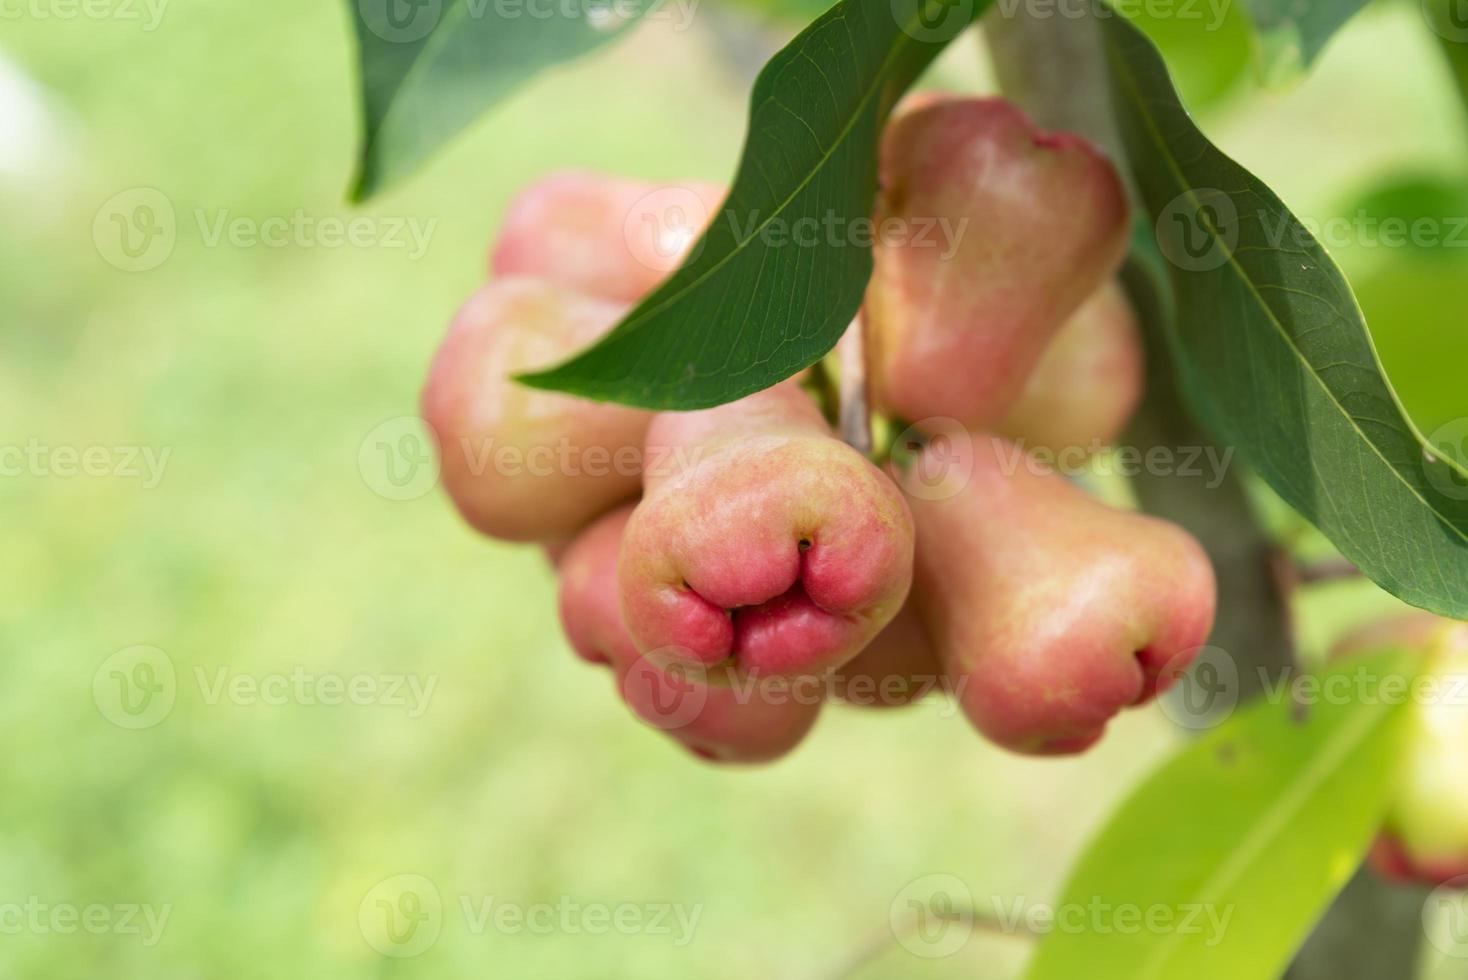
[1268,548,1311,723]
[825,903,1033,980]
[1294,556,1363,586]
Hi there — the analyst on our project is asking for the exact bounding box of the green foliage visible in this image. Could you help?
[1100,12,1468,619]
[518,0,990,408]
[1237,0,1371,78]
[346,0,642,199]
[1121,0,1254,108]
[1025,651,1418,980]
[1333,173,1468,446]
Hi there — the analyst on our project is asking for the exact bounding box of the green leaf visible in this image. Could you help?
[1099,12,1468,620]
[346,0,641,201]
[1120,238,1296,709]
[1024,651,1417,980]
[518,0,988,408]
[1238,0,1368,78]
[1286,866,1431,980]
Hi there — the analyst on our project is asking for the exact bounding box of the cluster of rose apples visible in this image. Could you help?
[422,93,1219,763]
[421,91,1468,887]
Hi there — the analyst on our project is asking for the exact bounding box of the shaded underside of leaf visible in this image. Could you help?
[518,0,988,409]
[1024,651,1416,980]
[346,0,640,200]
[1097,11,1468,619]
[1121,243,1296,712]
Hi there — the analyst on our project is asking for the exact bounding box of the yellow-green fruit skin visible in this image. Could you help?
[1336,615,1468,885]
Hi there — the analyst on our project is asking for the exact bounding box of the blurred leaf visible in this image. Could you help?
[1099,12,1468,620]
[1342,173,1468,264]
[1351,258,1468,451]
[1332,173,1468,447]
[1240,0,1369,79]
[518,0,988,408]
[1422,0,1468,123]
[1124,3,1254,107]
[1025,651,1417,980]
[345,0,641,200]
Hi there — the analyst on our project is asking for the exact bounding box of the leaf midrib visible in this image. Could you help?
[1132,704,1398,978]
[550,1,975,344]
[364,0,477,152]
[1104,25,1468,544]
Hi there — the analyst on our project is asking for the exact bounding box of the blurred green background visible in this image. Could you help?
[0,1,1463,977]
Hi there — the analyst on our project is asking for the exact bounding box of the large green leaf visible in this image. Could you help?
[345,0,642,200]
[518,0,988,408]
[1024,652,1416,980]
[1099,12,1468,620]
[1120,234,1296,709]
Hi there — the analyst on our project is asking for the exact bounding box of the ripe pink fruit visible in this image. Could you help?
[558,504,821,763]
[421,278,650,541]
[832,602,940,708]
[1333,614,1468,886]
[619,383,914,679]
[490,170,725,303]
[865,97,1129,430]
[996,280,1144,456]
[898,433,1216,754]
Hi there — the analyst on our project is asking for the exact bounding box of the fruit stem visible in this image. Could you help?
[825,902,1033,979]
[837,317,873,455]
[1294,555,1363,585]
